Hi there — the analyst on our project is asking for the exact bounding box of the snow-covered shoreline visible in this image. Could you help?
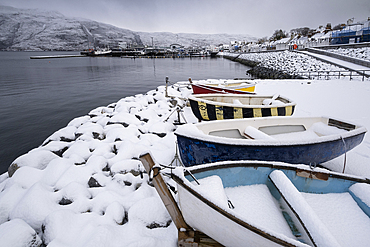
[0,84,196,246]
[327,47,370,62]
[222,49,370,81]
[0,77,370,246]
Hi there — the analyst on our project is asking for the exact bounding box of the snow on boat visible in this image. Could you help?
[175,116,367,167]
[189,93,296,121]
[190,78,256,94]
[172,161,370,247]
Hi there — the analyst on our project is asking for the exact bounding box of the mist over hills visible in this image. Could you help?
[0,5,255,51]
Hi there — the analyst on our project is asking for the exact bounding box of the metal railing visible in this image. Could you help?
[295,70,370,81]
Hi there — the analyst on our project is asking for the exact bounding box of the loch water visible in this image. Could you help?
[0,51,250,174]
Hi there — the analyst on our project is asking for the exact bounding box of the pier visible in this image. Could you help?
[30,55,86,59]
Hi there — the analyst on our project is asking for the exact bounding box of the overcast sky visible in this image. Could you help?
[1,0,369,37]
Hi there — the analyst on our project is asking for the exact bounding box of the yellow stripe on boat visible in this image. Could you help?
[253,108,262,117]
[198,101,209,120]
[234,107,243,119]
[271,107,278,116]
[238,85,255,92]
[285,106,292,116]
[215,106,224,120]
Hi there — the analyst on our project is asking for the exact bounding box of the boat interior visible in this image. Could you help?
[185,164,370,246]
[200,117,350,141]
[203,80,255,88]
[195,94,290,106]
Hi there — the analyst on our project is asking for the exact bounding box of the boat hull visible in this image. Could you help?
[176,127,365,167]
[189,97,295,121]
[176,116,367,166]
[177,182,298,247]
[191,83,255,95]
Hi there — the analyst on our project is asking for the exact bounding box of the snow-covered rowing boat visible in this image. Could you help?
[172,161,370,247]
[175,116,367,167]
[190,79,256,94]
[189,93,296,121]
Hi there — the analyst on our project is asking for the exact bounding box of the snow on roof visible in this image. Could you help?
[275,37,291,44]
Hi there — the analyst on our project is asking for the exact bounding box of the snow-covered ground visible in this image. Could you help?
[327,47,370,62]
[224,50,370,80]
[237,51,347,73]
[0,77,370,246]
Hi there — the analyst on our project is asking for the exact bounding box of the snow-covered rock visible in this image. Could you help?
[0,83,192,246]
[327,47,370,62]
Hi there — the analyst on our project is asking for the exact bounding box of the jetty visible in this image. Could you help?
[30,54,86,59]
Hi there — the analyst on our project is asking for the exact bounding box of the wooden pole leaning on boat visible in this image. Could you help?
[139,153,197,247]
[165,76,169,97]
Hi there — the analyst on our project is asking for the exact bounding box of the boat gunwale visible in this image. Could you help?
[175,116,367,146]
[190,84,256,95]
[192,80,256,89]
[173,162,370,246]
[175,127,366,147]
[193,79,255,85]
[172,172,304,247]
[183,161,370,184]
[188,93,296,108]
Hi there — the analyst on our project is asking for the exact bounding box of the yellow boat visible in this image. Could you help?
[189,93,296,121]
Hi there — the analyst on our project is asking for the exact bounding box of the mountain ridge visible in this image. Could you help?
[0,5,256,51]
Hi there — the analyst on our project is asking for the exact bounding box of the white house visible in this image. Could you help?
[275,37,291,50]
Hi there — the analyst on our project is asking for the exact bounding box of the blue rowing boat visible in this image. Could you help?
[175,116,366,167]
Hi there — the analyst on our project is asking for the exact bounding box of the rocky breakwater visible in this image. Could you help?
[223,50,349,80]
[246,65,304,79]
[223,52,303,79]
[0,83,195,246]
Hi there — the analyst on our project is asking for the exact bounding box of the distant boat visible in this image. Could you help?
[173,160,370,246]
[93,48,112,56]
[210,51,218,57]
[175,116,367,167]
[80,48,112,56]
[188,93,296,121]
[190,79,256,94]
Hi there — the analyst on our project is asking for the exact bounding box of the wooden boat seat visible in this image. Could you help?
[209,129,246,139]
[243,126,275,140]
[194,175,230,209]
[258,125,306,135]
[349,183,370,216]
[269,170,340,247]
[310,122,347,136]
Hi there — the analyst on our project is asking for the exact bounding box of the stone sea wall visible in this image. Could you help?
[223,53,304,79]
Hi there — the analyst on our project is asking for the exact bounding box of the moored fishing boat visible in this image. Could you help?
[175,116,367,167]
[190,78,256,94]
[189,93,296,121]
[172,160,370,247]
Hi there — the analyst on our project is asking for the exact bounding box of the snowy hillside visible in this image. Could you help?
[0,5,255,51]
[0,5,143,51]
[138,31,255,48]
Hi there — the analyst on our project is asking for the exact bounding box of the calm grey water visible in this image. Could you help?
[0,51,250,174]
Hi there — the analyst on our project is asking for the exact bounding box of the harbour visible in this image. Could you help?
[2,1,370,246]
[2,46,370,247]
[0,51,250,175]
